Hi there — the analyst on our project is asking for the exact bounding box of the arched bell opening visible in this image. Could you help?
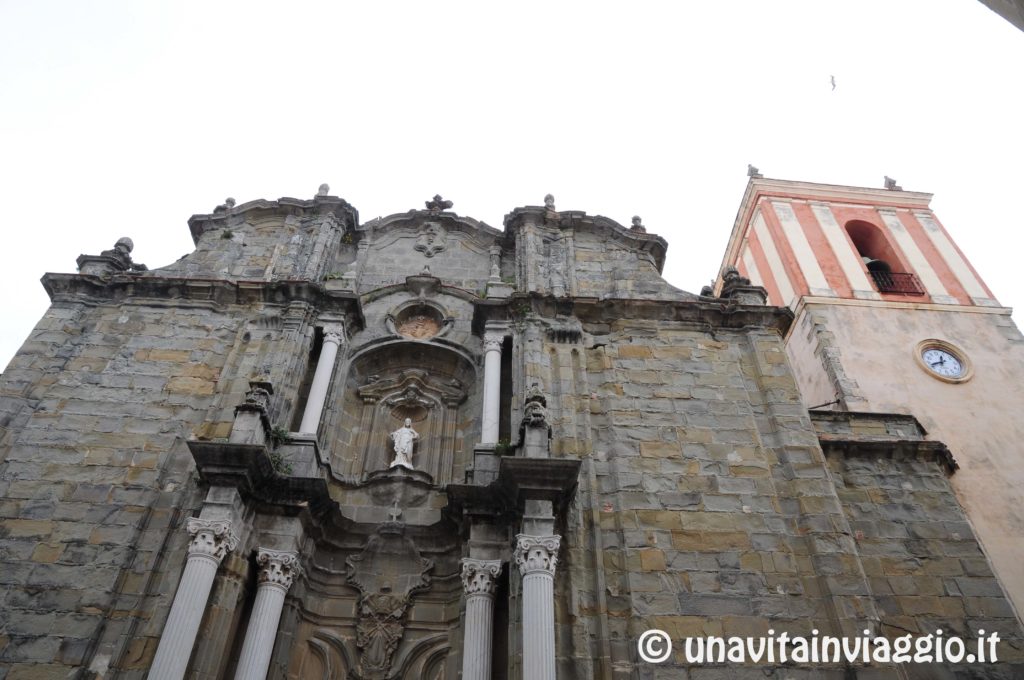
[335,341,477,484]
[844,219,923,294]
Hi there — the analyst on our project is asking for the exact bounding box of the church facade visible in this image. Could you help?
[0,181,1022,679]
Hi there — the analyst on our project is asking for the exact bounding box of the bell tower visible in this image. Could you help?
[717,174,1024,618]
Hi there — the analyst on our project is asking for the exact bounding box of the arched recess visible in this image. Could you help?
[844,220,906,273]
[335,341,477,484]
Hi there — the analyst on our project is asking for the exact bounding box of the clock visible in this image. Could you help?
[915,340,972,383]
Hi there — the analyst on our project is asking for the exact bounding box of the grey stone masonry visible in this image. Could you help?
[1,188,1021,680]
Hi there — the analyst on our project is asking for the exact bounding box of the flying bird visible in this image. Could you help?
[831,75,836,91]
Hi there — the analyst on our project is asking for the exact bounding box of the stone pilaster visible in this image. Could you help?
[460,558,502,680]
[514,534,560,680]
[233,549,301,680]
[149,518,239,680]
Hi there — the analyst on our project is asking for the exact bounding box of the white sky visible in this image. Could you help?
[1,1,1022,370]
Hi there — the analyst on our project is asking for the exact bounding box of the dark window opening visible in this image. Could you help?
[290,327,324,430]
[491,567,510,680]
[498,336,513,444]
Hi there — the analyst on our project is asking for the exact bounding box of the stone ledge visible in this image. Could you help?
[41,273,365,329]
[188,440,335,517]
[448,456,581,520]
[473,293,793,335]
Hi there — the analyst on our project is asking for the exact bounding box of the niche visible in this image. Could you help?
[338,342,475,484]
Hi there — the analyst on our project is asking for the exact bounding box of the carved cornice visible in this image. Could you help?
[256,548,301,591]
[472,294,793,337]
[41,274,365,331]
[460,558,502,597]
[186,518,239,563]
[504,206,668,273]
[187,196,359,245]
[514,534,561,577]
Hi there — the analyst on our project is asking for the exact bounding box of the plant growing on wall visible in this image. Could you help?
[267,426,293,475]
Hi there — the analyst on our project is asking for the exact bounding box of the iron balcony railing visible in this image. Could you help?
[869,270,926,295]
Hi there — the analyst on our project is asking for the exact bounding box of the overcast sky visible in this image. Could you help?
[1,1,1022,370]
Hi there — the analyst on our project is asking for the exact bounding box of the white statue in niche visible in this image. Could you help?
[389,418,419,470]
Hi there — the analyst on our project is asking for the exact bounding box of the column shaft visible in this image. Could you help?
[514,535,560,680]
[232,584,287,680]
[522,573,556,680]
[149,518,237,680]
[460,559,501,680]
[148,556,219,680]
[233,549,300,680]
[463,594,496,680]
[299,333,341,434]
[480,335,502,444]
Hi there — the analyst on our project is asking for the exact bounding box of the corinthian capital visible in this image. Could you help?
[483,332,504,353]
[322,324,345,346]
[514,534,561,577]
[461,558,502,597]
[256,548,301,591]
[186,518,239,563]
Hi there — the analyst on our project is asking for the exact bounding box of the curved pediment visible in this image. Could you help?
[355,200,508,294]
[504,204,668,273]
[361,205,504,252]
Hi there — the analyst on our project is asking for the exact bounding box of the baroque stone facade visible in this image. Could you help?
[1,184,1022,679]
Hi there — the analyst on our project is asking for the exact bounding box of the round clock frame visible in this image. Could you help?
[914,339,973,384]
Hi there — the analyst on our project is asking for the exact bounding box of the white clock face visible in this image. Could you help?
[922,348,964,378]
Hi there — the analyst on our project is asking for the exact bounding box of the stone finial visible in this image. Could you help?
[719,265,766,305]
[242,380,274,410]
[318,183,330,196]
[524,382,547,407]
[425,194,453,213]
[721,265,750,287]
[214,197,236,214]
[521,382,550,433]
[700,284,715,297]
[747,164,763,179]
[543,194,556,211]
[78,237,147,276]
[884,176,903,191]
[630,216,646,233]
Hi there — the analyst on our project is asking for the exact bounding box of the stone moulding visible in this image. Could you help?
[447,456,581,518]
[188,440,336,517]
[817,438,959,474]
[471,293,794,336]
[187,195,359,245]
[503,205,669,273]
[41,273,366,329]
[810,410,959,473]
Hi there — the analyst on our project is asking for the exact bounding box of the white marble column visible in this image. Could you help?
[233,549,301,680]
[480,331,503,444]
[460,558,502,680]
[149,518,238,680]
[514,534,560,680]
[299,329,343,434]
